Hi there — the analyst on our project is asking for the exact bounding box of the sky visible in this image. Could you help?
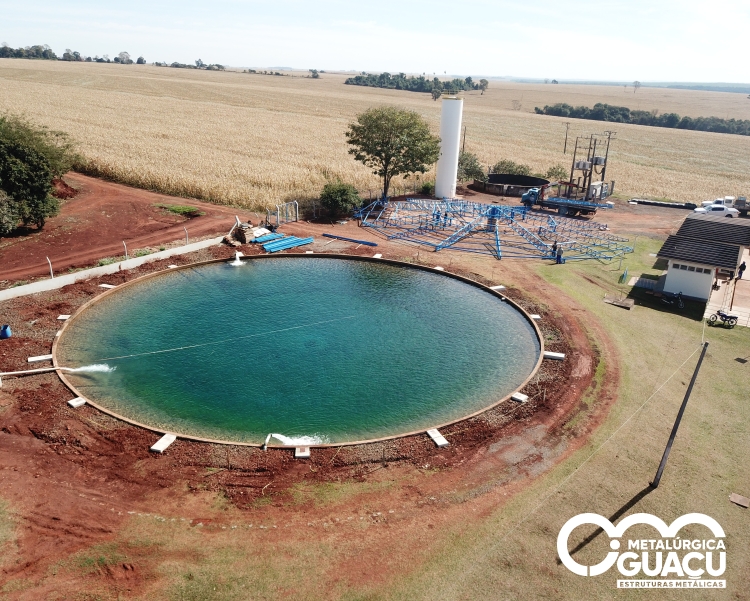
[2,0,749,82]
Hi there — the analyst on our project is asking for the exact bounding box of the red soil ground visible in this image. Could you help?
[0,173,256,283]
[0,177,685,598]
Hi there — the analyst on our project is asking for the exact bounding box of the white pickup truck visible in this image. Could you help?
[700,196,748,216]
[694,204,740,217]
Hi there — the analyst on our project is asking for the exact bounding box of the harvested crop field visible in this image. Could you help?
[1,60,749,208]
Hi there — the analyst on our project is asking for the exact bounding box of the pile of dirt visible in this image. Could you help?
[51,178,78,200]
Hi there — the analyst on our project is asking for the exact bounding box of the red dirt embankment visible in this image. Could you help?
[0,173,255,283]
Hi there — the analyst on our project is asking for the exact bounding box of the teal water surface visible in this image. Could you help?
[57,258,540,443]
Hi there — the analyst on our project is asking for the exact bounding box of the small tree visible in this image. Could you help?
[319,182,360,218]
[431,88,442,101]
[545,164,569,182]
[309,69,320,78]
[0,139,57,229]
[633,80,641,93]
[346,107,440,199]
[136,56,146,64]
[479,79,489,94]
[490,159,531,176]
[457,151,486,182]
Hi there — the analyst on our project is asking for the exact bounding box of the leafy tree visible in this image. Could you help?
[136,56,146,64]
[545,164,569,181]
[0,139,57,229]
[457,151,486,182]
[0,190,20,236]
[431,88,442,101]
[479,79,489,94]
[319,182,360,217]
[0,113,79,177]
[118,52,132,64]
[633,80,641,93]
[490,159,530,176]
[309,69,320,78]
[346,107,440,199]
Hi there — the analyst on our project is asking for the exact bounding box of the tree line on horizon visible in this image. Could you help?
[0,43,146,64]
[535,102,750,136]
[345,72,489,99]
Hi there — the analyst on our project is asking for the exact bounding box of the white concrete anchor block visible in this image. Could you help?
[490,285,506,290]
[544,351,566,361]
[168,265,178,269]
[295,446,311,458]
[68,397,86,408]
[57,315,71,321]
[511,392,529,403]
[530,314,542,320]
[427,428,449,447]
[373,254,383,259]
[434,266,444,271]
[150,433,177,453]
[99,284,116,289]
[28,354,53,363]
[305,251,314,254]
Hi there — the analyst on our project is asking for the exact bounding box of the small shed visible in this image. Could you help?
[656,214,750,301]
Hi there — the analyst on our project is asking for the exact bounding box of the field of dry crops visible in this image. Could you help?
[1,59,749,208]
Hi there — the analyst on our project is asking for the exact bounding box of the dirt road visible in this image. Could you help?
[0,173,255,283]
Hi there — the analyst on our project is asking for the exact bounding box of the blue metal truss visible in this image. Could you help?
[355,198,633,261]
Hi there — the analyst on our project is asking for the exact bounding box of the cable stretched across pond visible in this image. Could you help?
[94,315,357,362]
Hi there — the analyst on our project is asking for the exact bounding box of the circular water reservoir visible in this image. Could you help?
[55,256,541,445]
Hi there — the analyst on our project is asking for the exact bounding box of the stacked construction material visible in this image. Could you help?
[262,236,314,253]
[254,233,284,243]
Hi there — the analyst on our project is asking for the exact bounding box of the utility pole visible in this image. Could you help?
[651,342,709,488]
[563,122,570,154]
[462,126,467,154]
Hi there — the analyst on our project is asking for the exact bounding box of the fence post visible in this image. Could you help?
[46,257,54,279]
[123,241,128,260]
[184,227,189,245]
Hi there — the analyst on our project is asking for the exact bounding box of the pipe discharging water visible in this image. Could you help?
[0,364,115,386]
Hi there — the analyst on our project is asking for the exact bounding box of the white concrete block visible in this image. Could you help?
[28,354,53,363]
[427,428,449,447]
[68,397,86,408]
[511,392,529,403]
[544,351,566,361]
[490,285,506,290]
[373,254,383,259]
[99,284,116,289]
[295,446,311,458]
[150,433,177,453]
[55,331,62,337]
[168,265,178,269]
[305,251,314,254]
[57,315,71,321]
[434,266,444,271]
[530,314,541,320]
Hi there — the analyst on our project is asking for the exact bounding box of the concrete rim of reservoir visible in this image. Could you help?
[53,254,545,448]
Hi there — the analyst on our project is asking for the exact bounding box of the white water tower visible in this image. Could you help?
[435,95,464,199]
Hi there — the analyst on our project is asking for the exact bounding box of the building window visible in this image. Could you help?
[688,266,695,272]
[672,263,680,269]
[680,265,688,270]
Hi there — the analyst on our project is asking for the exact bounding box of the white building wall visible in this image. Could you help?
[663,259,715,301]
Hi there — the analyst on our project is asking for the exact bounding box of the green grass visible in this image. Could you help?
[155,203,205,217]
[0,500,15,552]
[381,242,750,600]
